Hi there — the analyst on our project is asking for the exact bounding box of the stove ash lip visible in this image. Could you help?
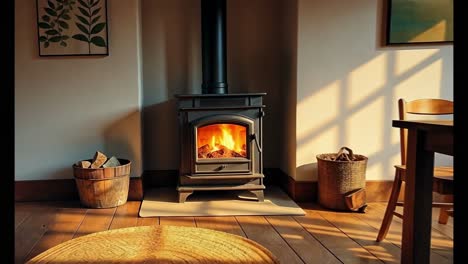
[201,0,228,95]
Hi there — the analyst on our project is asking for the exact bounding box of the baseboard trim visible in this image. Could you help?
[17,169,436,203]
[276,170,447,203]
[279,176,396,203]
[275,169,317,202]
[15,177,143,202]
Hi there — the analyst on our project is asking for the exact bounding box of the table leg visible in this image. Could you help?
[401,129,434,264]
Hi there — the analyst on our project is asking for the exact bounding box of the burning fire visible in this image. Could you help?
[197,124,247,158]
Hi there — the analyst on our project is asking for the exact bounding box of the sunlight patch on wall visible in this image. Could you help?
[297,80,340,140]
[394,58,443,99]
[297,125,340,166]
[394,49,440,76]
[345,97,384,161]
[348,53,387,108]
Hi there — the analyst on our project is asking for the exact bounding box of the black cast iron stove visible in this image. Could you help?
[175,93,266,202]
[175,0,266,202]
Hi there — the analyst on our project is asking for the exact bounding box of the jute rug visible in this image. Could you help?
[27,225,280,263]
[139,186,305,217]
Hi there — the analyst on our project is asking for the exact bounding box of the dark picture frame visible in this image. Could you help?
[386,0,453,45]
[36,0,109,56]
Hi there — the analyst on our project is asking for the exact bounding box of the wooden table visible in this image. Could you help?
[392,120,453,264]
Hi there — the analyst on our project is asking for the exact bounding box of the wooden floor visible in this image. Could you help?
[15,201,453,264]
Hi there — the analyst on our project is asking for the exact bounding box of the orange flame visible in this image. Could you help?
[197,124,247,158]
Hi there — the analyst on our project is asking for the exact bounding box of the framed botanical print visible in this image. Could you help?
[36,0,109,56]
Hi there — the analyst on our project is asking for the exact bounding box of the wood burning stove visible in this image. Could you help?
[176,93,266,202]
[175,0,266,202]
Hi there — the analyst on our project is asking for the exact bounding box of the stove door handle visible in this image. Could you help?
[252,133,262,153]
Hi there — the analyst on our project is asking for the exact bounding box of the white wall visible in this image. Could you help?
[293,0,453,181]
[141,0,200,171]
[15,0,453,182]
[15,0,143,180]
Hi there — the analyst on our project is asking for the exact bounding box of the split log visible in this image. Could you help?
[229,150,243,158]
[103,156,121,168]
[90,151,107,168]
[198,144,211,158]
[345,188,367,212]
[207,150,224,158]
[206,145,243,158]
[76,160,91,168]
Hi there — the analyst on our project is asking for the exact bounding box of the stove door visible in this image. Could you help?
[192,114,253,175]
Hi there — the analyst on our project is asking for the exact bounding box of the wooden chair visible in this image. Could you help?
[376,98,454,242]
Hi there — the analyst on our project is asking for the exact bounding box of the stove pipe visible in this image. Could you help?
[201,0,228,94]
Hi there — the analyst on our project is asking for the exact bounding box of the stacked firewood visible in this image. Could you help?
[75,151,121,168]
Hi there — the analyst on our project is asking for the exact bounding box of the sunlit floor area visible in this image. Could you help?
[15,201,453,264]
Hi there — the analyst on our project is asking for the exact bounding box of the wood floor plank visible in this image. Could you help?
[371,203,453,261]
[15,203,35,230]
[266,215,341,264]
[14,204,58,264]
[73,207,116,238]
[295,204,383,264]
[350,202,401,242]
[109,201,141,230]
[313,204,401,264]
[159,217,196,227]
[25,206,87,261]
[15,201,453,264]
[374,203,453,240]
[236,216,304,264]
[431,207,453,239]
[195,216,246,237]
[137,217,159,226]
[356,203,452,264]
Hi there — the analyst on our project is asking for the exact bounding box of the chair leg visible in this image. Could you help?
[376,170,403,242]
[438,195,453,224]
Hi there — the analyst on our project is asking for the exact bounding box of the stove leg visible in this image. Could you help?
[178,191,194,203]
[249,190,264,202]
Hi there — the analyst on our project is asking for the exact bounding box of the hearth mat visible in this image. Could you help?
[139,186,306,217]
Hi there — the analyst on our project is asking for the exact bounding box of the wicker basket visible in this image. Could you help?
[316,147,367,211]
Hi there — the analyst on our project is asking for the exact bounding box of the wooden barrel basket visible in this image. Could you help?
[73,159,131,208]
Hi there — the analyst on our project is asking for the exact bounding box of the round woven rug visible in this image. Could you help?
[27,225,279,263]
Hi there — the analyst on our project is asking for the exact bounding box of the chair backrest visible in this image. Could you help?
[398,98,453,165]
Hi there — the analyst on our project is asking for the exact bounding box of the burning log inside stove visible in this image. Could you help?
[207,145,243,158]
[198,144,211,158]
[240,144,246,157]
[198,144,246,158]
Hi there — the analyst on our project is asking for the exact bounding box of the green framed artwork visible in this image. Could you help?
[387,0,453,45]
[36,0,109,56]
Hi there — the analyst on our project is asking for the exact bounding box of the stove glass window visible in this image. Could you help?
[197,124,247,159]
